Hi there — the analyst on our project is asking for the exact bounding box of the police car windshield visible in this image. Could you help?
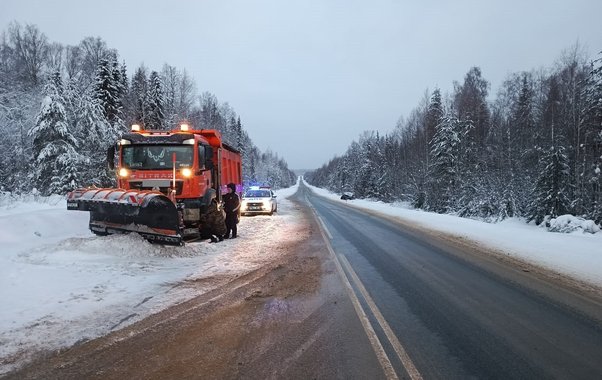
[122,145,193,170]
[244,190,271,198]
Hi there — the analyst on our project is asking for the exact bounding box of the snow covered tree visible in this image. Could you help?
[527,143,571,225]
[425,88,443,143]
[7,22,49,87]
[130,65,149,126]
[199,92,221,129]
[147,70,165,129]
[234,116,243,150]
[94,57,120,123]
[426,115,462,212]
[527,76,572,224]
[79,36,112,81]
[71,86,115,186]
[581,52,602,222]
[111,58,126,125]
[29,71,81,195]
[453,67,491,147]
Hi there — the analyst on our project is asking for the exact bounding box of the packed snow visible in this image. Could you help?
[0,183,302,374]
[303,180,602,288]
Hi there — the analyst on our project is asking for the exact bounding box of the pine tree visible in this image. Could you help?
[111,57,124,121]
[581,53,602,222]
[147,70,165,129]
[453,67,490,147]
[130,66,148,126]
[73,89,114,186]
[527,143,571,224]
[94,57,120,123]
[235,116,243,150]
[28,71,80,195]
[426,115,461,212]
[425,88,443,143]
[511,73,537,215]
[527,76,571,224]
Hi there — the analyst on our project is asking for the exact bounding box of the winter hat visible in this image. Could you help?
[227,183,236,192]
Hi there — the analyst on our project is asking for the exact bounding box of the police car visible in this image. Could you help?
[241,186,277,216]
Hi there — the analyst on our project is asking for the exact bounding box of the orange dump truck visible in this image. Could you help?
[67,123,242,245]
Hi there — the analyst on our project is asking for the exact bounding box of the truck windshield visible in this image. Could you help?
[122,145,193,170]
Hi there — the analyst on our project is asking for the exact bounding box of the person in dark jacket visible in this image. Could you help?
[200,190,226,242]
[223,183,240,238]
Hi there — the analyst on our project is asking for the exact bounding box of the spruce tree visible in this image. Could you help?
[528,76,571,224]
[130,66,148,126]
[147,70,165,129]
[427,115,461,212]
[425,88,443,143]
[28,71,80,195]
[527,142,571,225]
[74,90,114,186]
[581,53,602,222]
[111,57,124,122]
[94,58,120,123]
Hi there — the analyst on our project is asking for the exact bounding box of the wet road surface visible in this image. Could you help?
[302,182,602,379]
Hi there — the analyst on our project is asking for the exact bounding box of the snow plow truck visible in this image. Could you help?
[67,123,242,245]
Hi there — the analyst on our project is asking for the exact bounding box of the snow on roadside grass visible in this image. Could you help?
[0,181,302,374]
[304,181,602,287]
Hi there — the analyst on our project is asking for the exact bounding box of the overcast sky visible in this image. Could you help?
[2,0,601,169]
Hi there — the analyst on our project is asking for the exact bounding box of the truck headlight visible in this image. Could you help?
[118,168,129,178]
[181,168,192,177]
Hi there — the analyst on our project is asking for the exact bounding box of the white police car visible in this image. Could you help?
[241,186,277,216]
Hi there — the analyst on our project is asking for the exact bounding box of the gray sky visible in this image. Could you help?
[2,0,601,169]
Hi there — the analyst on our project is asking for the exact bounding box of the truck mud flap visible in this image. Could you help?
[67,188,183,245]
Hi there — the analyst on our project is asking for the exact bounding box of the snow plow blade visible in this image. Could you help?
[67,188,183,245]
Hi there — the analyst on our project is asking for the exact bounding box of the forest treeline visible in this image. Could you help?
[0,22,296,195]
[307,45,602,225]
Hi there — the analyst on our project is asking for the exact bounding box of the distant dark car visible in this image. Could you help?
[340,192,355,200]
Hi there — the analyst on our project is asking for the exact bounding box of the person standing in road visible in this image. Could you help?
[223,183,240,238]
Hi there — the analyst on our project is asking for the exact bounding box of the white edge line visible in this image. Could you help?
[317,216,333,240]
[308,204,399,380]
[338,255,423,380]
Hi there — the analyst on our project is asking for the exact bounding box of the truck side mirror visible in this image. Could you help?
[205,146,214,170]
[107,145,115,170]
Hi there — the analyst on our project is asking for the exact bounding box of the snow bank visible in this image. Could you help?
[0,181,301,374]
[0,191,65,216]
[548,214,600,234]
[304,181,602,287]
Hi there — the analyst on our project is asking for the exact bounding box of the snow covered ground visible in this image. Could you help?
[3,179,601,374]
[0,182,302,374]
[304,180,602,288]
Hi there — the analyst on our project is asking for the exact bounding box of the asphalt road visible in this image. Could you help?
[301,182,602,380]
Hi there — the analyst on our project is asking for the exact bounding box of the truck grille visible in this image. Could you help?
[129,181,184,196]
